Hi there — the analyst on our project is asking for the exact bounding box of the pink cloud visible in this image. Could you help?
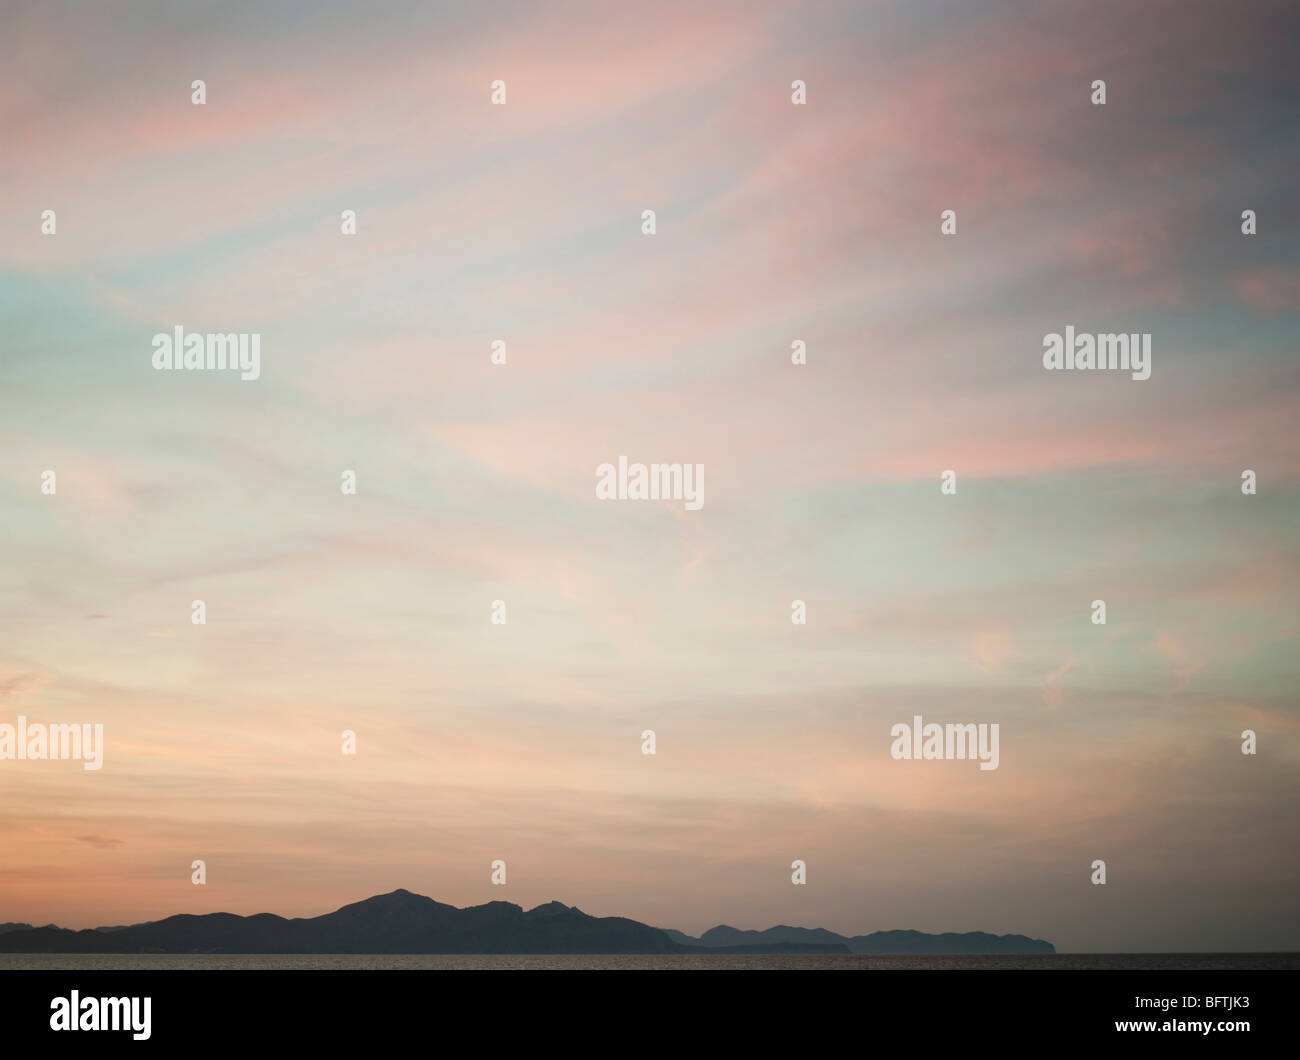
[1235,268,1300,312]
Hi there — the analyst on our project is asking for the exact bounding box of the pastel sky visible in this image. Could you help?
[1,0,1297,951]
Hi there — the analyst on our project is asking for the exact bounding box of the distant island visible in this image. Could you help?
[0,889,1054,955]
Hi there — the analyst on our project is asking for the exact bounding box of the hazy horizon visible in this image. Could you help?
[2,0,1298,954]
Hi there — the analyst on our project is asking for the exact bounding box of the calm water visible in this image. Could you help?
[3,953,1297,970]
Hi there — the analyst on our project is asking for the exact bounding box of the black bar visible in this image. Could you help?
[2,969,1290,1049]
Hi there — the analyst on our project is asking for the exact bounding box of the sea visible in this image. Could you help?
[3,953,1297,970]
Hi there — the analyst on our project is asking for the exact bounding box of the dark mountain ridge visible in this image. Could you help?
[667,923,1055,955]
[0,889,1054,955]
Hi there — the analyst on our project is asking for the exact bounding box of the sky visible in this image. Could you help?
[1,0,1298,951]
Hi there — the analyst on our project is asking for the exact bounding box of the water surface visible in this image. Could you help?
[4,953,1296,971]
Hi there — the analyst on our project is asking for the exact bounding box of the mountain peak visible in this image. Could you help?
[524,901,589,920]
[358,888,427,904]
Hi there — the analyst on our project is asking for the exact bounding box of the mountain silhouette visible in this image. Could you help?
[0,889,1054,955]
[665,924,1055,954]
